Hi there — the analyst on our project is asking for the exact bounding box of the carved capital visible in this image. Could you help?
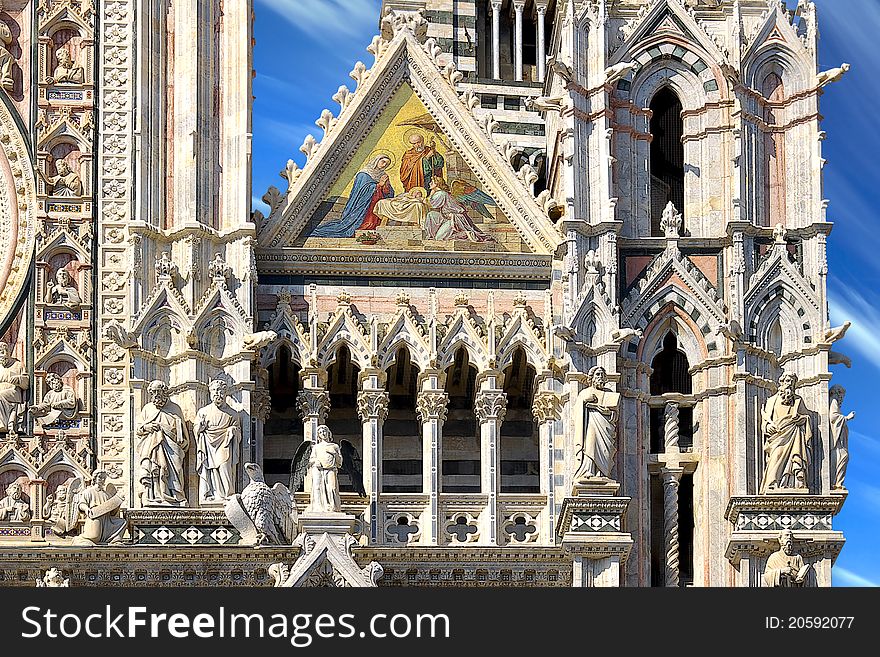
[296,389,330,423]
[532,391,562,423]
[253,389,272,422]
[416,391,449,424]
[474,390,507,423]
[357,390,390,422]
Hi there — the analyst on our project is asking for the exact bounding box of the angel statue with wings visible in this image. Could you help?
[291,425,365,515]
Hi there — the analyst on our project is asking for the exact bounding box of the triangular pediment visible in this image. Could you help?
[612,0,728,67]
[742,4,810,63]
[257,30,559,257]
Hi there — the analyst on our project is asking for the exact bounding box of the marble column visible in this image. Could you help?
[662,467,684,587]
[357,372,389,545]
[536,2,548,82]
[417,380,448,545]
[475,386,507,545]
[491,1,502,80]
[533,390,561,539]
[514,1,525,81]
[664,401,680,452]
[296,378,329,445]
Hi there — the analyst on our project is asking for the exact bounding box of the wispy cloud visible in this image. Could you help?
[827,283,880,372]
[255,0,379,40]
[833,567,879,587]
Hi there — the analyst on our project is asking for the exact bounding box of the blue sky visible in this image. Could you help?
[251,0,879,586]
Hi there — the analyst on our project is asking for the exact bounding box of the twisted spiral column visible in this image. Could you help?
[664,402,680,452]
[662,468,683,587]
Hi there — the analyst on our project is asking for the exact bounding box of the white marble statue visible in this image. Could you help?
[225,462,298,545]
[572,366,621,481]
[0,481,31,522]
[49,47,85,84]
[762,530,810,587]
[829,385,854,490]
[36,568,70,587]
[136,380,190,505]
[195,380,241,503]
[30,372,78,427]
[74,470,126,545]
[308,425,343,513]
[760,373,813,494]
[0,343,28,433]
[40,160,83,197]
[45,268,82,307]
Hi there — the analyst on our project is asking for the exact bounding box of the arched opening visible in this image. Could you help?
[263,345,302,486]
[768,317,784,358]
[650,88,685,236]
[762,73,786,228]
[500,348,539,493]
[649,332,694,452]
[442,348,480,493]
[325,345,361,493]
[383,348,422,493]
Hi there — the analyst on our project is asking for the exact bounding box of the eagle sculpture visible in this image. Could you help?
[290,438,366,498]
[224,463,298,546]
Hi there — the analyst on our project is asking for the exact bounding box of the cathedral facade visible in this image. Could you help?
[0,0,855,588]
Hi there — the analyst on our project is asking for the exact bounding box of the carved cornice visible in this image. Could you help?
[725,495,846,525]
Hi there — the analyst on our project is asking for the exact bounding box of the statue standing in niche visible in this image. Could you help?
[73,470,126,545]
[760,373,813,494]
[0,481,31,522]
[195,380,241,503]
[29,372,78,428]
[762,530,810,587]
[829,385,855,490]
[44,268,82,307]
[136,380,190,506]
[572,366,621,482]
[40,159,83,197]
[307,425,343,514]
[0,6,14,92]
[48,47,84,84]
[0,342,28,433]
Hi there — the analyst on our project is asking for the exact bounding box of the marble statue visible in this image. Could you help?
[572,366,621,481]
[43,483,72,533]
[30,372,78,428]
[829,385,854,490]
[195,379,241,503]
[44,268,82,307]
[73,470,126,545]
[136,380,190,506]
[49,47,85,84]
[0,342,28,433]
[36,568,70,587]
[225,462,298,545]
[308,425,343,513]
[0,481,31,522]
[0,9,13,92]
[41,159,83,197]
[762,530,810,587]
[760,373,813,494]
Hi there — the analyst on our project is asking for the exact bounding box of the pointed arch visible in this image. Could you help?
[377,311,431,373]
[649,86,685,235]
[315,311,371,370]
[437,314,489,372]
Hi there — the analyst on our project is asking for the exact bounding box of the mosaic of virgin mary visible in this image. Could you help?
[310,152,396,238]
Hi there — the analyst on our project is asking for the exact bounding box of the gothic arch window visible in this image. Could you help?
[500,347,539,493]
[768,317,784,358]
[442,348,480,493]
[763,72,786,227]
[649,332,694,452]
[650,88,685,236]
[325,346,361,493]
[264,345,302,486]
[383,347,422,493]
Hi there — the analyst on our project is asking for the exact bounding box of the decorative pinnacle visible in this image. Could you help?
[513,291,528,309]
[454,292,470,308]
[396,290,411,307]
[773,223,787,245]
[337,291,352,306]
